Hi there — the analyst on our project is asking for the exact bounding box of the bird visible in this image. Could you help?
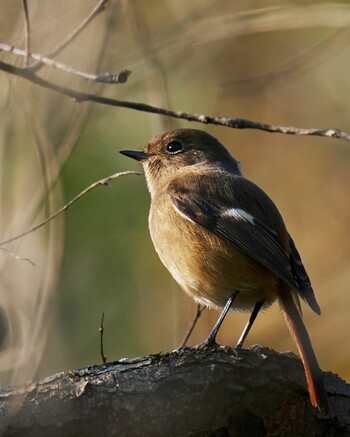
[120,128,328,412]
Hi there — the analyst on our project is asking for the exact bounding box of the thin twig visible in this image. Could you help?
[0,171,141,247]
[21,0,30,66]
[180,304,205,348]
[0,43,131,84]
[24,0,111,73]
[99,312,107,364]
[1,57,349,142]
[0,247,35,266]
[42,0,109,62]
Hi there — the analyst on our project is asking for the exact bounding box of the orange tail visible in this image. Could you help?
[279,290,328,412]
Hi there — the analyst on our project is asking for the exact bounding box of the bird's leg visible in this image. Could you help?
[201,291,240,347]
[236,299,265,349]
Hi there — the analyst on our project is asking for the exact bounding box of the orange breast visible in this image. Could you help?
[149,193,279,311]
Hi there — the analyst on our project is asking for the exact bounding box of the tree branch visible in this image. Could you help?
[22,0,112,73]
[0,43,131,84]
[0,58,349,142]
[0,171,141,247]
[39,0,110,63]
[0,347,348,436]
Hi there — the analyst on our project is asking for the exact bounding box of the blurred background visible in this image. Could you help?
[0,0,349,388]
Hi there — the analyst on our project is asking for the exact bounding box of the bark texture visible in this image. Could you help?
[0,346,349,436]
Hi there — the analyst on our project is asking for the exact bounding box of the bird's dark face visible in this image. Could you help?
[120,128,241,196]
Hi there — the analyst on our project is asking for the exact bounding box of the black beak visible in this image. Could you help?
[119,150,148,161]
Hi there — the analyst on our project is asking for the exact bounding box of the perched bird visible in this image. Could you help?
[120,128,328,412]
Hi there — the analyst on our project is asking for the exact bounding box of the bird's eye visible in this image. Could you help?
[166,141,184,154]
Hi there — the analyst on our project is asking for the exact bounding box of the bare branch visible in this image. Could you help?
[42,0,110,61]
[0,171,141,247]
[0,43,131,84]
[0,247,35,266]
[99,313,107,364]
[25,0,112,73]
[0,347,348,435]
[21,0,30,66]
[0,58,349,142]
[180,304,205,348]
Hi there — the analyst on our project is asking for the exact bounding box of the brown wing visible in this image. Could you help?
[168,173,320,314]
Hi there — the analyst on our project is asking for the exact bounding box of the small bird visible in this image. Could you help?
[120,128,328,412]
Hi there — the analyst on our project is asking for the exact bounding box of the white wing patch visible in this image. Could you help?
[221,207,255,225]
